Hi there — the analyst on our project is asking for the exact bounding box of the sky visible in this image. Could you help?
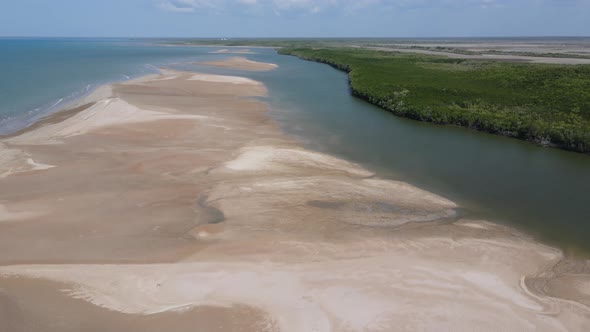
[0,0,589,38]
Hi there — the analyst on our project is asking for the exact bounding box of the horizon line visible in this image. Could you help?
[1,35,590,39]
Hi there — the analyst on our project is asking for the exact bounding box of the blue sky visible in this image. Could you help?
[1,0,589,37]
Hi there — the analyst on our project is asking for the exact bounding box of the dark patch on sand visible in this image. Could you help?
[198,195,226,224]
[0,103,96,139]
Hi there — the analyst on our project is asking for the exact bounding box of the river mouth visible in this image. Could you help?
[1,51,589,331]
[1,40,588,255]
[233,50,590,256]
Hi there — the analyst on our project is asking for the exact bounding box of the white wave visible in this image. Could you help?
[50,98,64,108]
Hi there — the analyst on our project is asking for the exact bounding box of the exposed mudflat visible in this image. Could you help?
[0,62,589,331]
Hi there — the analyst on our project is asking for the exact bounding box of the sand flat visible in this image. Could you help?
[188,72,263,84]
[210,48,256,54]
[199,56,279,71]
[0,64,589,331]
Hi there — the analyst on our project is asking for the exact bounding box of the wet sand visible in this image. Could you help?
[0,58,589,331]
[0,277,275,332]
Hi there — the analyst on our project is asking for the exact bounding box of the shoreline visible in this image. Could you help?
[0,55,278,140]
[0,71,159,138]
[279,48,590,155]
[0,102,95,140]
[0,58,589,330]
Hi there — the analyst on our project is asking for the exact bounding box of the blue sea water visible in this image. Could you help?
[0,38,222,134]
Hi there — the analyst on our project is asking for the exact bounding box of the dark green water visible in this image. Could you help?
[222,49,590,255]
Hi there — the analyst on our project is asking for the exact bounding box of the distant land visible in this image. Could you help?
[161,37,590,153]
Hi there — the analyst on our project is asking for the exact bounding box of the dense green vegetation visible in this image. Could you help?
[279,47,590,153]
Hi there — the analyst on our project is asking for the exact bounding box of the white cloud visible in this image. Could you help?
[159,0,218,13]
[159,3,194,12]
[157,0,514,15]
[157,0,387,15]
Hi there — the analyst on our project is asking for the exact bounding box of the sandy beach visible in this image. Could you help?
[1,58,589,331]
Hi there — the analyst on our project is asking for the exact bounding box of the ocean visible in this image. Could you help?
[0,38,222,134]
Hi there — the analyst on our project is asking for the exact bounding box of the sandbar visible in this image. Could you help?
[0,63,589,331]
[210,48,256,54]
[199,56,278,71]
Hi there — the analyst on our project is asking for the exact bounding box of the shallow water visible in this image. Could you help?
[0,38,221,134]
[1,39,589,254]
